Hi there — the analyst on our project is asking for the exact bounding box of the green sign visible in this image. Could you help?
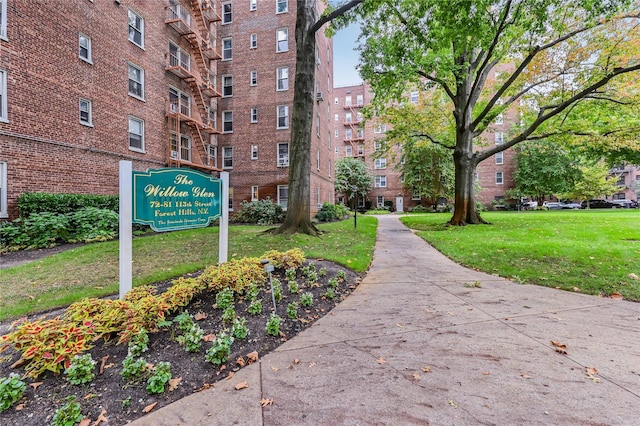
[132,168,221,232]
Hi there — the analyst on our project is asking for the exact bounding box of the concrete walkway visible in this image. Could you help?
[132,215,640,425]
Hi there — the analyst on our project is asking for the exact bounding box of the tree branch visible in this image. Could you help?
[417,71,456,102]
[309,0,366,35]
[409,133,456,150]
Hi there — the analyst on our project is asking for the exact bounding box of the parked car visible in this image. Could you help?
[543,202,563,210]
[611,199,639,209]
[581,199,621,209]
[560,202,581,209]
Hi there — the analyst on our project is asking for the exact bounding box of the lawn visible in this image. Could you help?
[400,209,640,301]
[0,217,377,321]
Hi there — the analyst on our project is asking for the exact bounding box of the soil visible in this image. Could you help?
[0,251,361,425]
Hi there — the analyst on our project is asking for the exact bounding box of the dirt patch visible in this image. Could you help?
[0,260,361,425]
[0,244,86,269]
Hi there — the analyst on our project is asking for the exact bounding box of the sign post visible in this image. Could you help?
[119,161,133,299]
[219,171,229,264]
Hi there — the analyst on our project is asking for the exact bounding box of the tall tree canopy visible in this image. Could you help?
[355,0,640,225]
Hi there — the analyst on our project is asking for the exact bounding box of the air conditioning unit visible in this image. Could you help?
[170,150,179,159]
[169,103,178,113]
[316,92,324,102]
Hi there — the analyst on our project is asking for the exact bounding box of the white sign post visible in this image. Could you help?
[219,171,229,264]
[119,160,133,299]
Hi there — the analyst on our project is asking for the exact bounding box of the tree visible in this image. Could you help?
[562,161,622,208]
[274,0,367,237]
[512,140,581,205]
[355,0,640,225]
[334,157,373,209]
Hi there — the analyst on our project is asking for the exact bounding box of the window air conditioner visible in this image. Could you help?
[170,150,179,159]
[316,92,324,102]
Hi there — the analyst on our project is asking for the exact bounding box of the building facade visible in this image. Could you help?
[0,0,333,220]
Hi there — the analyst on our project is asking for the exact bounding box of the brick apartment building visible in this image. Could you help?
[0,0,333,220]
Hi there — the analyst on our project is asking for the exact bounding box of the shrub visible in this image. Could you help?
[19,212,70,249]
[231,317,249,340]
[200,258,266,293]
[0,373,26,413]
[315,202,349,222]
[231,198,284,225]
[247,300,262,315]
[286,302,299,319]
[222,305,236,324]
[128,329,149,358]
[146,362,172,395]
[121,356,148,381]
[17,192,118,218]
[215,287,234,309]
[287,280,299,294]
[176,323,204,353]
[51,396,83,426]
[70,207,118,243]
[65,354,96,385]
[205,332,234,365]
[261,248,306,270]
[409,204,430,213]
[300,292,314,307]
[265,313,282,337]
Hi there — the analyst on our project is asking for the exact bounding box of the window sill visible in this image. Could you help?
[129,147,145,154]
[128,94,145,102]
[80,57,93,65]
[80,122,94,128]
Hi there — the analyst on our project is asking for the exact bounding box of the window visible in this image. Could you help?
[276,0,288,13]
[251,186,259,201]
[128,116,144,152]
[250,0,257,11]
[345,146,352,156]
[374,123,386,133]
[250,108,258,123]
[495,131,504,145]
[0,69,6,122]
[79,98,92,126]
[206,145,217,167]
[334,97,339,105]
[128,9,144,48]
[334,113,339,122]
[0,0,6,41]
[277,105,289,129]
[228,187,234,211]
[412,193,421,201]
[316,148,320,170]
[374,140,382,151]
[251,144,258,159]
[276,67,288,91]
[335,130,339,138]
[277,143,289,167]
[495,152,504,164]
[221,1,232,24]
[276,28,288,52]
[496,172,504,185]
[250,33,257,49]
[222,37,232,60]
[328,159,332,177]
[222,75,233,97]
[316,114,320,137]
[374,158,387,169]
[79,33,92,63]
[357,94,364,105]
[222,111,233,133]
[345,96,352,106]
[357,112,363,122]
[277,185,288,209]
[357,145,364,156]
[345,112,352,123]
[410,91,419,104]
[169,42,190,70]
[222,147,233,168]
[128,63,144,100]
[169,87,190,116]
[170,132,191,161]
[377,196,384,208]
[345,129,352,140]
[0,161,6,218]
[375,175,387,188]
[250,70,257,86]
[496,113,503,124]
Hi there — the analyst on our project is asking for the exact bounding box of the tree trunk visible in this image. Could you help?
[274,0,319,237]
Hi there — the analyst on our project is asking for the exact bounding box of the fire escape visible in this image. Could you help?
[165,0,222,171]
[343,101,365,159]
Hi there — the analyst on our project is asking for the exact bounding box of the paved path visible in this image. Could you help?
[132,215,640,425]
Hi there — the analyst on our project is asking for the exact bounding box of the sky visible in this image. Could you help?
[332,24,363,87]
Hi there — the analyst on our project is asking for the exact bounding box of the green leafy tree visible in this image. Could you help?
[512,141,581,205]
[355,0,640,225]
[563,161,622,207]
[334,157,373,209]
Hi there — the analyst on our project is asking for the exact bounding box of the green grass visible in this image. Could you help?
[0,217,377,321]
[400,210,640,301]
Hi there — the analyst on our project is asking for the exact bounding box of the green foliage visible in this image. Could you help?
[215,287,235,309]
[65,354,96,385]
[231,317,249,340]
[221,305,236,324]
[334,157,373,205]
[286,302,299,319]
[300,292,314,307]
[69,207,118,243]
[176,323,204,353]
[265,313,282,337]
[13,212,70,250]
[324,288,335,300]
[200,258,266,293]
[408,205,430,213]
[272,278,283,302]
[121,356,148,381]
[231,198,285,225]
[336,270,347,282]
[327,277,339,289]
[261,248,306,269]
[306,271,319,286]
[0,373,26,413]
[51,395,83,426]
[247,300,263,315]
[399,138,454,202]
[128,329,149,358]
[315,202,350,222]
[17,192,118,218]
[564,161,623,203]
[287,280,299,294]
[146,361,172,395]
[285,267,297,281]
[245,284,260,301]
[205,332,234,365]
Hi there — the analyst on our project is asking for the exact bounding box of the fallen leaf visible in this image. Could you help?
[194,312,207,321]
[412,373,421,380]
[585,367,601,383]
[246,351,259,364]
[551,340,568,355]
[377,357,386,364]
[142,402,157,413]
[99,355,109,375]
[629,273,639,280]
[309,362,316,367]
[610,292,623,300]
[15,404,24,411]
[236,357,246,367]
[92,409,108,426]
[235,381,249,390]
[521,374,532,379]
[29,382,43,390]
[260,398,273,407]
[84,393,96,400]
[572,287,581,292]
[194,383,213,392]
[396,323,403,328]
[10,358,25,369]
[226,372,234,380]
[586,367,598,375]
[482,371,490,375]
[448,399,458,408]
[293,358,300,364]
[421,366,432,373]
[168,377,182,391]
[78,419,91,426]
[270,366,279,371]
[203,334,216,342]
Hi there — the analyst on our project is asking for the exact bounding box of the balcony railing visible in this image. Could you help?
[166,4,193,34]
